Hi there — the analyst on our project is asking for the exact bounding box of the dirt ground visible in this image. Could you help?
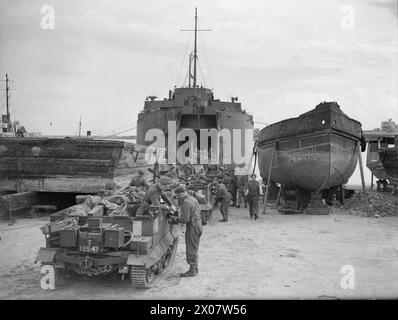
[0,203,398,300]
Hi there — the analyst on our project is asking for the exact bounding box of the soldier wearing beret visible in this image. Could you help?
[172,185,203,277]
[245,173,260,220]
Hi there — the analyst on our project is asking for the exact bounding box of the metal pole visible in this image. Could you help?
[263,142,276,214]
[193,7,197,92]
[5,74,10,122]
[78,115,82,137]
[357,141,370,216]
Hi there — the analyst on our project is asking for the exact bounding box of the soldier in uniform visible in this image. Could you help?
[231,170,238,207]
[236,174,248,208]
[129,170,149,189]
[165,166,177,179]
[222,171,236,207]
[171,185,203,277]
[245,173,260,220]
[182,163,194,179]
[214,181,231,222]
[136,176,176,216]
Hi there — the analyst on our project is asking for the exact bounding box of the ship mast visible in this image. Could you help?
[181,8,211,94]
[5,73,10,122]
[193,7,198,90]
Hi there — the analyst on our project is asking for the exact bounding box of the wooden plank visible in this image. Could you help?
[88,205,104,217]
[263,142,276,214]
[357,142,370,216]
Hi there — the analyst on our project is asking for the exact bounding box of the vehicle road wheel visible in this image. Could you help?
[130,265,154,289]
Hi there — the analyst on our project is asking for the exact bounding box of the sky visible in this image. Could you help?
[0,0,397,184]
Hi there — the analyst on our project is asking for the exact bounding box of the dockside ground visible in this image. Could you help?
[0,199,397,299]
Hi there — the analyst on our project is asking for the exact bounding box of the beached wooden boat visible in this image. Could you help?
[378,147,398,184]
[257,102,364,192]
[0,137,152,193]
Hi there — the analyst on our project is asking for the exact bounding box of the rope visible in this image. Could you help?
[102,127,137,139]
[176,27,193,87]
[197,57,207,88]
[199,30,214,89]
[91,122,136,136]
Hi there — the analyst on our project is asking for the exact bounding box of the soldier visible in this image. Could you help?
[165,166,177,179]
[222,171,237,207]
[231,170,238,207]
[171,185,203,277]
[182,163,193,178]
[129,170,149,189]
[214,181,231,222]
[236,174,248,208]
[245,173,260,220]
[136,176,176,216]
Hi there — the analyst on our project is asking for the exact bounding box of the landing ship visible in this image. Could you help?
[136,9,254,169]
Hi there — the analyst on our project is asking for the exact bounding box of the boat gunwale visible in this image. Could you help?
[257,127,361,147]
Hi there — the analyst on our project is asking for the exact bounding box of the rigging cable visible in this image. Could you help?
[103,126,137,139]
[197,57,207,88]
[199,29,215,89]
[176,24,193,87]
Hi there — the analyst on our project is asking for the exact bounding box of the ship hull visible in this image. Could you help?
[378,148,398,184]
[0,137,151,193]
[258,132,359,191]
[257,102,362,191]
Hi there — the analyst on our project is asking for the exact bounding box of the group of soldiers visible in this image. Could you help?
[210,168,261,221]
[128,165,262,278]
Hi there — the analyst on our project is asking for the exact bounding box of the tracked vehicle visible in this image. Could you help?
[36,197,179,288]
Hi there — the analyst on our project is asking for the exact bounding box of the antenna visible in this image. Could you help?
[5,74,10,122]
[78,115,82,137]
[181,8,211,95]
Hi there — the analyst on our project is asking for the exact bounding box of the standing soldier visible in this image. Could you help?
[171,185,203,277]
[222,170,237,207]
[245,173,260,220]
[231,170,238,207]
[236,174,248,208]
[213,181,231,222]
[129,170,149,189]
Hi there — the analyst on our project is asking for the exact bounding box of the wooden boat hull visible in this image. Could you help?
[257,102,362,191]
[258,132,359,191]
[0,137,152,193]
[378,148,398,184]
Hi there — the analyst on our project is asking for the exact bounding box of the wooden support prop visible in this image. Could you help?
[339,184,344,205]
[370,173,374,190]
[263,142,277,214]
[357,142,370,216]
[275,185,282,207]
